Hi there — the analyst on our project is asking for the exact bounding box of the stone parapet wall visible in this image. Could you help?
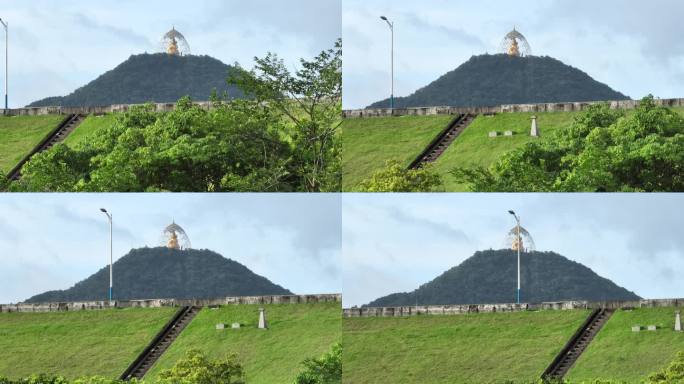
[0,293,341,313]
[342,298,684,318]
[7,101,216,116]
[342,98,684,119]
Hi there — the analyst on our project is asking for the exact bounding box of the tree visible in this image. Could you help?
[647,351,684,384]
[451,96,684,192]
[230,39,342,192]
[293,343,342,384]
[157,349,244,384]
[356,161,442,192]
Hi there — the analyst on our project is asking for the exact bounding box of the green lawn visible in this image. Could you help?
[567,307,684,383]
[147,302,341,383]
[341,115,453,191]
[0,115,64,176]
[63,114,118,147]
[433,112,578,191]
[0,307,176,379]
[343,310,590,384]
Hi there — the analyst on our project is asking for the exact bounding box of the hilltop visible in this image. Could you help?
[366,249,640,306]
[25,247,292,303]
[368,54,629,108]
[28,53,243,107]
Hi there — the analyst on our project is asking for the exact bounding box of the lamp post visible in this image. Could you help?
[508,210,521,304]
[0,18,7,113]
[100,208,113,303]
[380,16,394,110]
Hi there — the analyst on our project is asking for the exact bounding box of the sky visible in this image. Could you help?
[343,0,684,109]
[342,194,684,307]
[0,0,341,108]
[0,193,341,304]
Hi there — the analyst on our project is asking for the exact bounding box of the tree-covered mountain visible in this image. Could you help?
[25,247,292,303]
[368,54,629,109]
[28,53,243,107]
[366,249,640,307]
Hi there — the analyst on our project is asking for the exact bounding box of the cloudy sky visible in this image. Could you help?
[343,0,684,109]
[0,193,341,304]
[343,194,684,307]
[1,0,341,107]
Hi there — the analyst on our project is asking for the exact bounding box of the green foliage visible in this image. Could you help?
[230,39,342,192]
[157,349,244,384]
[293,343,342,384]
[366,249,639,308]
[368,54,628,108]
[355,160,442,192]
[451,96,684,191]
[28,54,242,107]
[26,247,291,303]
[646,351,684,384]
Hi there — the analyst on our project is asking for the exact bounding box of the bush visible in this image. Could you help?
[293,343,341,384]
[356,160,442,192]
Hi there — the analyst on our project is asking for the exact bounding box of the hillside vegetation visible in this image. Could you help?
[0,307,176,379]
[367,249,640,307]
[28,54,242,107]
[26,247,292,303]
[147,302,342,384]
[567,307,684,383]
[0,115,64,175]
[63,114,118,148]
[369,54,628,108]
[343,309,589,384]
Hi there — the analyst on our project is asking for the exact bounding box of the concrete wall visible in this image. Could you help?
[342,98,684,119]
[7,101,216,116]
[0,293,341,313]
[342,298,684,318]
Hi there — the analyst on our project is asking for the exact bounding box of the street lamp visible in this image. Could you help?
[100,208,113,303]
[508,210,521,304]
[380,16,394,110]
[0,18,7,113]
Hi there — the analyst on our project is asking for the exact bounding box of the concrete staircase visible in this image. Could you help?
[7,113,87,180]
[542,308,614,381]
[120,306,200,380]
[408,113,476,169]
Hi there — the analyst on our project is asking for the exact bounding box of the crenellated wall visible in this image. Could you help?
[7,101,216,116]
[342,98,684,119]
[342,298,684,318]
[0,293,341,313]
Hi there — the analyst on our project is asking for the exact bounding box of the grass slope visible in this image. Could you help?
[432,112,578,191]
[0,115,64,175]
[64,114,118,147]
[147,302,341,383]
[567,307,684,383]
[0,307,176,379]
[343,310,590,384]
[341,115,453,191]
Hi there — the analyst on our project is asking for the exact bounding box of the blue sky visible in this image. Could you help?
[0,193,341,303]
[0,0,341,107]
[343,0,684,109]
[343,194,684,307]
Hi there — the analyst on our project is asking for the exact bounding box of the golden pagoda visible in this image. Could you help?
[167,34,179,56]
[167,231,180,249]
[508,38,520,57]
[161,221,191,250]
[500,27,531,57]
[161,27,190,56]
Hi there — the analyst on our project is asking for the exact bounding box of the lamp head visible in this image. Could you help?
[508,210,515,215]
[100,208,107,213]
[380,16,387,21]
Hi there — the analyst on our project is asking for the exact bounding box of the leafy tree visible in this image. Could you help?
[293,343,342,384]
[646,351,684,384]
[230,39,342,192]
[355,160,442,192]
[451,96,684,192]
[157,349,244,384]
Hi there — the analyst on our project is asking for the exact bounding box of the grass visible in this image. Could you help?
[63,114,118,147]
[343,309,590,384]
[433,112,578,191]
[147,302,341,383]
[0,115,64,176]
[0,307,177,379]
[341,115,453,191]
[566,307,684,383]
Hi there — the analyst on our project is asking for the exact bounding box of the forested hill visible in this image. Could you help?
[28,53,243,107]
[368,54,629,108]
[25,247,292,302]
[366,249,640,307]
